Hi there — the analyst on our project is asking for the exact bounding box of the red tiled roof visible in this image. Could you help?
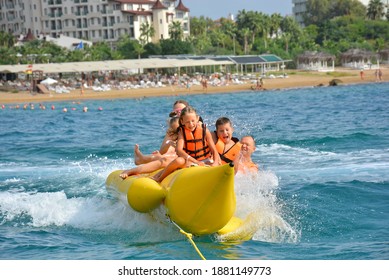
[122,10,153,15]
[24,29,35,41]
[152,0,167,10]
[113,0,155,4]
[176,0,189,12]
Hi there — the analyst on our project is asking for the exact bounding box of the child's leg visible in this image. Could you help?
[134,144,162,165]
[152,157,186,183]
[120,159,164,179]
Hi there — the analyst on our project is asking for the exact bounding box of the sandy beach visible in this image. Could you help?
[0,67,386,105]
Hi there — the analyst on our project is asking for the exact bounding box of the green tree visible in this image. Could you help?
[143,42,162,56]
[328,0,366,18]
[241,28,251,54]
[0,47,17,64]
[270,13,283,39]
[190,16,208,36]
[116,35,144,59]
[169,21,184,41]
[0,31,16,48]
[160,39,193,55]
[304,0,331,26]
[367,0,385,20]
[133,42,145,59]
[304,0,366,26]
[139,22,155,45]
[87,42,116,61]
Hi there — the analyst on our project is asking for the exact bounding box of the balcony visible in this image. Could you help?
[48,12,63,18]
[7,14,17,21]
[48,0,63,5]
[101,9,113,14]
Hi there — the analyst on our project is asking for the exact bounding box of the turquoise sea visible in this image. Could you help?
[0,82,388,260]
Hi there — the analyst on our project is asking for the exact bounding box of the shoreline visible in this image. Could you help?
[0,68,386,105]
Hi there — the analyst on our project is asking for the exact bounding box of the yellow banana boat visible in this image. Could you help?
[106,163,255,239]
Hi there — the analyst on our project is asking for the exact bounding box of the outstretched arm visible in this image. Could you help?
[206,129,221,166]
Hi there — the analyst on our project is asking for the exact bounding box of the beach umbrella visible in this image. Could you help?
[40,77,58,85]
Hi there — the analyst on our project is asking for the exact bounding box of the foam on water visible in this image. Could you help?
[229,170,300,244]
[257,144,389,184]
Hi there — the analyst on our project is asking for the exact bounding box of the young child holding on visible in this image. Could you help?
[132,99,189,166]
[133,116,180,166]
[235,135,259,174]
[152,106,221,182]
[120,117,180,179]
[212,117,242,167]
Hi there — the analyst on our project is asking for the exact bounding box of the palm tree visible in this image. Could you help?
[367,0,385,20]
[139,22,155,45]
[260,13,271,50]
[190,16,208,36]
[241,28,250,54]
[169,21,183,41]
[0,31,15,48]
[133,41,145,59]
[270,13,283,39]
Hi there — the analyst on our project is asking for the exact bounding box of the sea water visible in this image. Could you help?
[0,82,388,260]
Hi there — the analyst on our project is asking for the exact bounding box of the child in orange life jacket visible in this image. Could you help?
[235,135,259,174]
[211,117,242,173]
[120,117,180,179]
[152,106,221,183]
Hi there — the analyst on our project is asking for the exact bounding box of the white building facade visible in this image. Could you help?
[0,0,190,44]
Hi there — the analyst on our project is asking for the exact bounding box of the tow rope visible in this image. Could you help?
[170,220,206,260]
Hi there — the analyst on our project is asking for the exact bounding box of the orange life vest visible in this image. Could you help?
[181,123,210,160]
[215,137,242,164]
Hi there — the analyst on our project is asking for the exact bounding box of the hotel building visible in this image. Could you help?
[0,0,190,44]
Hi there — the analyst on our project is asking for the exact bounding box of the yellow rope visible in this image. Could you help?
[171,220,206,260]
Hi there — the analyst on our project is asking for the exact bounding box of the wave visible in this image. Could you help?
[270,132,385,150]
[0,190,181,243]
[256,143,389,184]
[0,162,299,245]
[231,170,300,244]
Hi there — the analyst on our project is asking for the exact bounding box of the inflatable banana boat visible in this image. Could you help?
[105,163,256,240]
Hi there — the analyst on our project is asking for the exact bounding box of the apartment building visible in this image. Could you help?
[0,0,190,44]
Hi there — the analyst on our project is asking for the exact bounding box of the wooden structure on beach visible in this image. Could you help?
[340,49,379,69]
[379,49,389,65]
[296,51,335,72]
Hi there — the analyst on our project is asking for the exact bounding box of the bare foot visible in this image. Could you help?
[134,144,144,165]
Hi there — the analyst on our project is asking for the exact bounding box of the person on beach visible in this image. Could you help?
[152,106,221,183]
[201,76,208,92]
[120,116,180,179]
[235,135,259,174]
[211,117,242,173]
[251,77,264,90]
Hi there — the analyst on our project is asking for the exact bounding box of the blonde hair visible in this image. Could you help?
[166,116,179,140]
[179,106,198,123]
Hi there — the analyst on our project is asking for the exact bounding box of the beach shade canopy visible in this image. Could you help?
[40,77,58,85]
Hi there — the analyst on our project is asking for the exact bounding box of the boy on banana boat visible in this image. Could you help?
[120,102,258,180]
